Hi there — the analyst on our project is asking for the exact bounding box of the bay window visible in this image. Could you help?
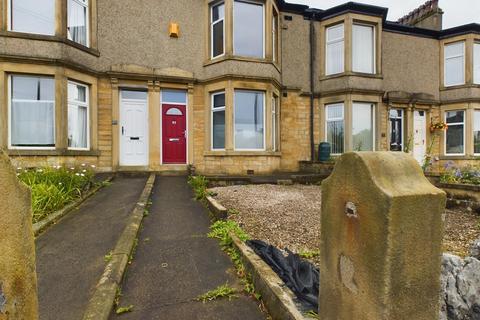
[325,103,344,154]
[474,111,480,155]
[474,43,480,84]
[68,81,89,149]
[9,0,55,35]
[233,0,264,58]
[326,24,344,75]
[211,92,226,150]
[68,0,89,46]
[445,110,465,155]
[389,109,403,151]
[211,2,225,59]
[10,75,55,148]
[234,90,264,150]
[352,24,375,74]
[352,103,375,151]
[444,42,465,87]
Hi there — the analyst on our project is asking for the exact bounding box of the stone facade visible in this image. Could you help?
[0,0,478,175]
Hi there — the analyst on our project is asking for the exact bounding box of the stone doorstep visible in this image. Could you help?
[82,173,156,320]
[229,232,311,320]
[33,175,115,237]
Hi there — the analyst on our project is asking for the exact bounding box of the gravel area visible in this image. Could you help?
[210,184,480,265]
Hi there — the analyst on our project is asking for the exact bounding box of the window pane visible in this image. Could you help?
[212,110,225,149]
[11,75,55,147]
[389,109,403,151]
[352,24,374,74]
[445,42,464,58]
[68,0,88,46]
[11,0,55,35]
[475,111,480,154]
[235,91,264,149]
[233,1,263,58]
[445,42,464,86]
[446,110,464,123]
[162,89,186,104]
[446,124,464,154]
[326,104,344,154]
[474,43,480,84]
[165,108,183,115]
[326,25,344,76]
[68,105,88,148]
[213,93,225,108]
[327,24,343,41]
[212,21,224,57]
[352,103,374,151]
[121,90,147,100]
[68,82,87,103]
[212,3,224,21]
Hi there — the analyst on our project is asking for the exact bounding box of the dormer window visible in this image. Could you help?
[352,23,375,74]
[233,0,264,58]
[325,24,344,75]
[444,41,465,87]
[9,0,55,35]
[210,2,225,59]
[68,0,89,47]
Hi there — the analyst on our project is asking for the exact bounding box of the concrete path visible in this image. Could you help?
[110,176,266,320]
[36,174,149,320]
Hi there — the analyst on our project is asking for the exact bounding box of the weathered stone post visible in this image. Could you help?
[320,152,445,320]
[0,152,38,320]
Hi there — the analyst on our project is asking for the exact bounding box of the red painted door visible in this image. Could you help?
[162,104,187,164]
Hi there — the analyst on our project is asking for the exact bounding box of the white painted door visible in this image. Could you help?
[413,110,426,165]
[120,91,148,166]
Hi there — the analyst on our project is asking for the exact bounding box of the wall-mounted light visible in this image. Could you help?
[169,22,179,38]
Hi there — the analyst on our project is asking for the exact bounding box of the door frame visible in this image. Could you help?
[119,89,149,167]
[160,90,188,165]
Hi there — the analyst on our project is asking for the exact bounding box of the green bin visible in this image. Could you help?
[318,142,331,162]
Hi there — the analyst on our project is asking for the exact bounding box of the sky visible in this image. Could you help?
[290,0,480,29]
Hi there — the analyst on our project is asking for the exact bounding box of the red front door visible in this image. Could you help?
[162,104,187,164]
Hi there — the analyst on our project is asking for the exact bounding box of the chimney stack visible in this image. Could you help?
[397,0,444,31]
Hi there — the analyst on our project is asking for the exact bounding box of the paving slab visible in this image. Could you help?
[110,176,266,320]
[36,174,149,320]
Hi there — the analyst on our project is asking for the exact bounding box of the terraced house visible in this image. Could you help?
[0,0,479,175]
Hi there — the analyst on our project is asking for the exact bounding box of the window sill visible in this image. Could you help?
[204,55,280,70]
[204,151,281,157]
[6,149,101,157]
[440,84,480,91]
[439,155,479,160]
[320,72,383,81]
[0,31,100,57]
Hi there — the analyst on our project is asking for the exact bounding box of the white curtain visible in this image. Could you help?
[68,0,87,46]
[474,43,480,84]
[68,105,87,148]
[11,101,55,146]
[326,24,344,75]
[352,103,374,151]
[352,24,374,73]
[445,42,465,86]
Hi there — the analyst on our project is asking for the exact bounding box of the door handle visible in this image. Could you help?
[122,126,125,135]
[169,138,180,142]
[130,137,140,141]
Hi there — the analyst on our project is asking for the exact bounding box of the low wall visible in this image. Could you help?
[439,183,480,212]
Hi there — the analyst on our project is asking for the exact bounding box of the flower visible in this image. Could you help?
[75,173,80,176]
[80,173,85,177]
[81,163,86,167]
[91,165,96,168]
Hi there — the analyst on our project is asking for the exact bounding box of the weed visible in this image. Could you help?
[304,310,319,319]
[104,251,113,263]
[100,180,112,187]
[187,175,210,201]
[228,208,240,215]
[298,249,320,259]
[208,220,250,248]
[116,305,134,314]
[143,209,150,217]
[128,238,139,264]
[196,283,237,302]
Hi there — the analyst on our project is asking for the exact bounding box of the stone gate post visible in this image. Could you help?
[320,152,445,320]
[0,152,38,320]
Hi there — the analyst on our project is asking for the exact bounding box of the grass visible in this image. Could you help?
[115,305,134,315]
[16,165,95,223]
[196,283,237,302]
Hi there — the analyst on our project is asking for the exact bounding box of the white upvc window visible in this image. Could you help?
[474,42,480,85]
[445,110,465,156]
[444,41,465,87]
[474,110,480,155]
[68,0,89,47]
[326,23,344,76]
[352,23,375,74]
[233,0,265,58]
[352,102,375,151]
[234,90,265,150]
[68,81,89,150]
[325,103,344,154]
[9,75,55,149]
[210,2,225,59]
[211,92,226,150]
[272,96,279,151]
[9,0,55,35]
[272,9,279,63]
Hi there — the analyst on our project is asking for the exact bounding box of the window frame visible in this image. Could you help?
[352,102,376,152]
[474,109,480,156]
[325,23,345,76]
[8,0,56,36]
[444,41,466,87]
[474,42,480,85]
[325,102,345,155]
[232,0,265,59]
[8,74,56,150]
[67,0,90,47]
[352,22,376,74]
[233,89,266,151]
[210,1,225,60]
[67,80,90,151]
[211,91,226,151]
[389,108,404,152]
[272,7,279,63]
[444,109,466,156]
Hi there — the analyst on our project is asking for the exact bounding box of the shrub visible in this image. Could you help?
[16,165,95,223]
[440,162,480,186]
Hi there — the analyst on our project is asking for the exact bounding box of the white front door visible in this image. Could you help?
[413,110,426,165]
[120,91,148,166]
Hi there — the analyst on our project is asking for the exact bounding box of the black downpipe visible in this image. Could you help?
[309,14,316,162]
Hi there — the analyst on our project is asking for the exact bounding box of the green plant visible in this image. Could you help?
[116,305,134,314]
[228,208,240,215]
[298,249,320,259]
[104,251,113,263]
[304,310,319,319]
[196,283,237,302]
[208,220,250,248]
[187,175,210,201]
[403,135,413,154]
[440,162,480,185]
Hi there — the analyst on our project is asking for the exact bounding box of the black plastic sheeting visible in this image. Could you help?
[246,240,319,310]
